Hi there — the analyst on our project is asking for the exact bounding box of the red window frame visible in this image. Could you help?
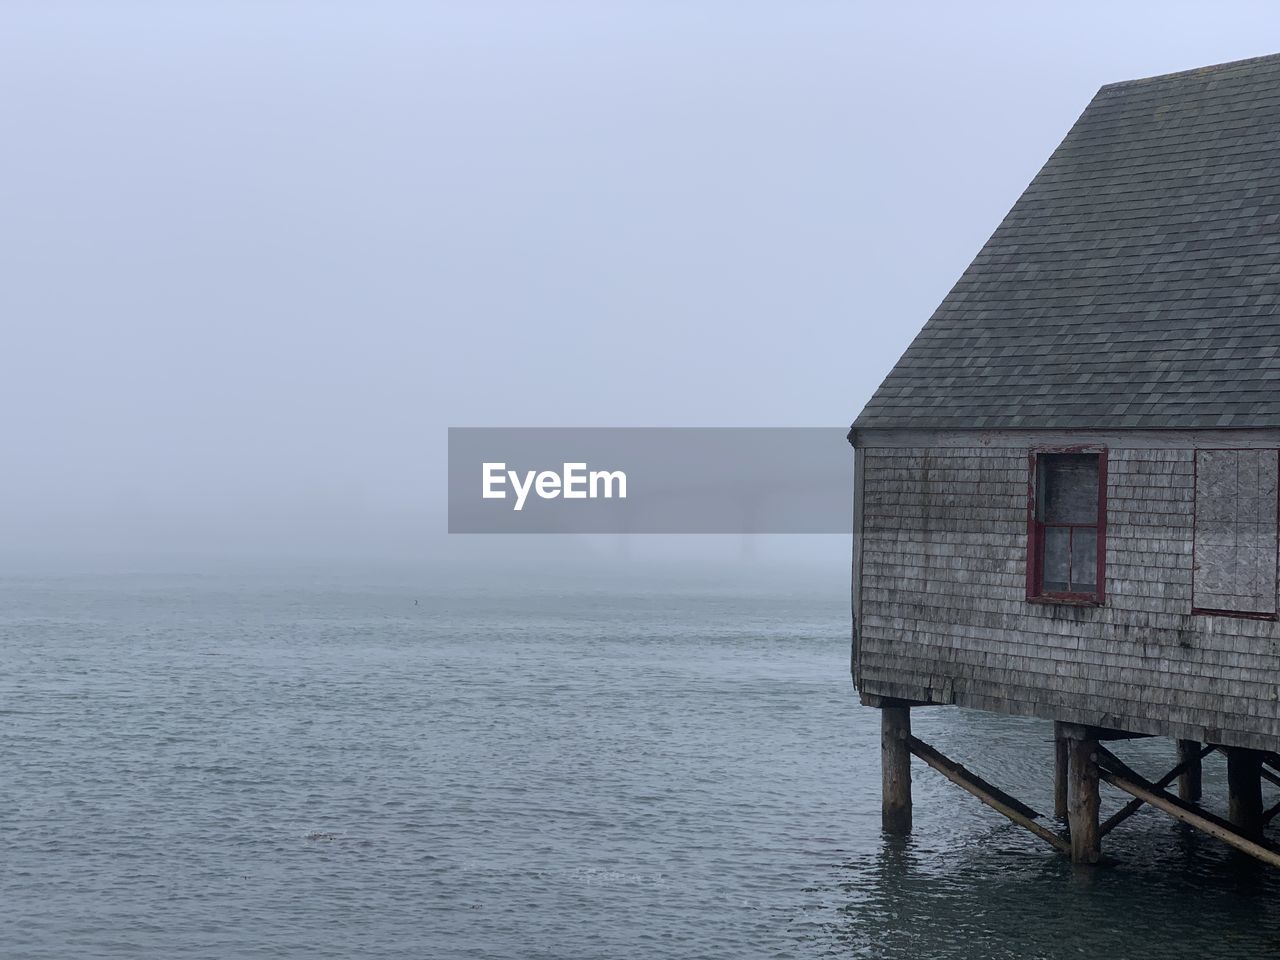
[1026,447,1107,605]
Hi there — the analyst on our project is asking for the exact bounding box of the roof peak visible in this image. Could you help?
[853,51,1280,432]
[1102,51,1280,91]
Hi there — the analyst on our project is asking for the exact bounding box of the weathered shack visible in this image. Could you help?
[850,54,1280,865]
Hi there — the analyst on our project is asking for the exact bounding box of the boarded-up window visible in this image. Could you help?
[1028,451,1106,603]
[1193,449,1279,616]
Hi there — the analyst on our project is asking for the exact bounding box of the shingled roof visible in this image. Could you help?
[854,53,1280,431]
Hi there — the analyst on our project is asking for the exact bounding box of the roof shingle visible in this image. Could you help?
[853,53,1280,431]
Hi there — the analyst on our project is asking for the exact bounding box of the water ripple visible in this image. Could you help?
[2,573,1280,957]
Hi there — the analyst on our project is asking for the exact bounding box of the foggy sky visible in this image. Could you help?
[4,1,1278,568]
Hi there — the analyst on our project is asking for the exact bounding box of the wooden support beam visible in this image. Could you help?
[880,705,912,834]
[1259,765,1280,790]
[1057,723,1153,743]
[1096,747,1280,869]
[1068,737,1101,864]
[862,693,931,709]
[1100,742,1215,837]
[1265,798,1280,827]
[1094,729,1155,742]
[1227,747,1265,842]
[1177,739,1203,803]
[1053,722,1068,820]
[904,734,1069,854]
[906,735,1042,819]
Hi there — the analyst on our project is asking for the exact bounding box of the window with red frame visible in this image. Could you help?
[1028,451,1106,603]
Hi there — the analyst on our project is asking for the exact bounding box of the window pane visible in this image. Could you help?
[1041,454,1098,524]
[1043,526,1069,592]
[1071,527,1098,592]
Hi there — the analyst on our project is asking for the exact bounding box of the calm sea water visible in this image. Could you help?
[4,567,1280,959]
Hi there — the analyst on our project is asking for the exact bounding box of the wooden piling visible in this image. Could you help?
[1067,737,1101,864]
[1176,739,1202,803]
[1227,747,1265,842]
[1053,722,1068,820]
[881,704,912,834]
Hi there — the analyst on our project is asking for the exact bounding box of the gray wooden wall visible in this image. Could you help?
[854,439,1280,752]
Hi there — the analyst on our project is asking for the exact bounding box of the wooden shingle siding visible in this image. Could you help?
[856,443,1280,752]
